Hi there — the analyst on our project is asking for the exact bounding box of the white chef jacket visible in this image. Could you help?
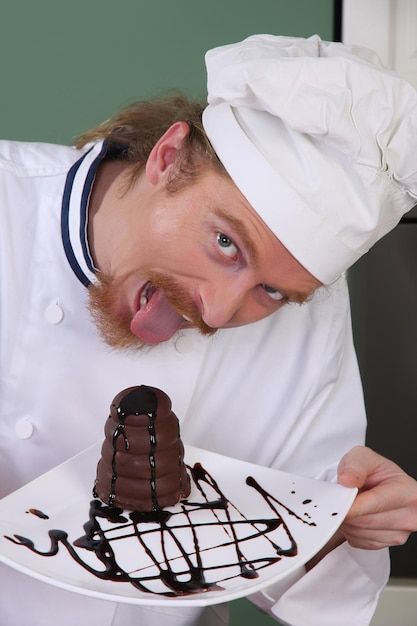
[0,140,389,625]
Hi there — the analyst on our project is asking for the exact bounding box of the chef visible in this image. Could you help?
[0,34,416,626]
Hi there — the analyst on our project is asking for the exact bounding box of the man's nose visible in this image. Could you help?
[198,280,246,329]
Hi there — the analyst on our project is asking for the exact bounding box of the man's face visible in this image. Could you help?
[88,167,321,349]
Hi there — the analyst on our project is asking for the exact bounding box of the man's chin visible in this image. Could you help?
[91,314,152,352]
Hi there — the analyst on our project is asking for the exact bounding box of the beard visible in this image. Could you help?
[88,270,216,350]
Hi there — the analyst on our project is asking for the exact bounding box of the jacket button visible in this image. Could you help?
[14,418,34,439]
[45,301,64,324]
[174,333,197,354]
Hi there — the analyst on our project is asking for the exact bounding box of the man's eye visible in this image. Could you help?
[262,284,285,301]
[217,233,238,258]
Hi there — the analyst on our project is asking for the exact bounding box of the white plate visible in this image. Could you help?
[0,443,356,606]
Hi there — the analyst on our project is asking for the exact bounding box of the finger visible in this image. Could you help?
[337,446,386,489]
[345,482,408,521]
[341,504,417,549]
[345,475,417,522]
[342,506,413,532]
[341,524,412,550]
[343,532,410,550]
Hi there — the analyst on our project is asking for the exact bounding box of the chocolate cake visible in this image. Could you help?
[94,385,191,511]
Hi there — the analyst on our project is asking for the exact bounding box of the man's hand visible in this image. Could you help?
[337,446,417,550]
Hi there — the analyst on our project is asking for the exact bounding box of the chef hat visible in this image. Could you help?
[202,34,417,284]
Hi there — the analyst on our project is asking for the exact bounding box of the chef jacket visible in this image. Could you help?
[0,139,389,626]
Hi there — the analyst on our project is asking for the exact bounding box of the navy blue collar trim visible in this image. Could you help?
[61,141,108,287]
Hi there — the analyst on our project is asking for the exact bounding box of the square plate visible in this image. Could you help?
[0,443,356,606]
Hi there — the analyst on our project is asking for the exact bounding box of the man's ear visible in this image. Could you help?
[145,121,190,185]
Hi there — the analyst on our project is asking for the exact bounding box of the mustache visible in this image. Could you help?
[88,271,216,350]
[145,270,216,337]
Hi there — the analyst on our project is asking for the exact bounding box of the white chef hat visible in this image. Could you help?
[202,34,417,284]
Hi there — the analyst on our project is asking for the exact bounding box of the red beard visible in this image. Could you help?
[88,270,216,350]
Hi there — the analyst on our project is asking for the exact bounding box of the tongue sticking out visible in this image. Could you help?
[130,288,185,344]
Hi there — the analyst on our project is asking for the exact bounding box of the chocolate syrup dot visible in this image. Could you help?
[26,509,49,520]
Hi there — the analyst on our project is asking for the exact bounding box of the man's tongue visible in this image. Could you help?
[130,288,185,344]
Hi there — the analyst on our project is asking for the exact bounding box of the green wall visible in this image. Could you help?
[0,0,335,145]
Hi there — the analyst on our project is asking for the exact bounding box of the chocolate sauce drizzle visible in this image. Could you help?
[93,386,162,509]
[6,463,319,598]
[26,509,49,520]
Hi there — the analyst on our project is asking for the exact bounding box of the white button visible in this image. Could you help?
[45,301,64,324]
[174,333,196,354]
[15,418,34,439]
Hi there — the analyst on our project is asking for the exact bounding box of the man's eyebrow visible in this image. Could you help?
[288,290,315,305]
[213,208,259,262]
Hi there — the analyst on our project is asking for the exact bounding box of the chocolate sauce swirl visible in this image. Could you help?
[6,461,320,597]
[93,386,190,511]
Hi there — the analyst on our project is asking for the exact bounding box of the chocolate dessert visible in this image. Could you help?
[94,385,191,511]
